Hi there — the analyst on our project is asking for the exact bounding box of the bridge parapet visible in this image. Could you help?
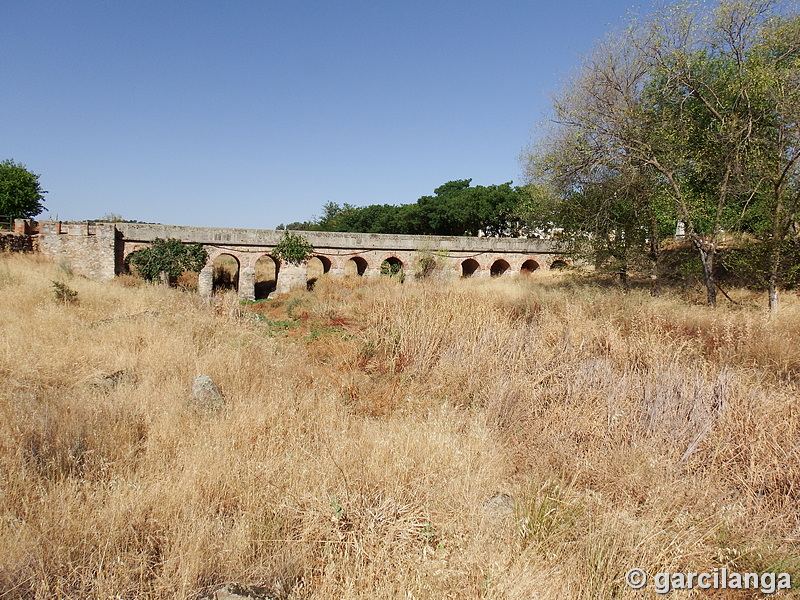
[113,223,556,253]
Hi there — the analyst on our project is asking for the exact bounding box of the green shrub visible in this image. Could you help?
[126,238,208,283]
[380,260,403,277]
[52,280,78,304]
[414,247,448,279]
[272,232,314,266]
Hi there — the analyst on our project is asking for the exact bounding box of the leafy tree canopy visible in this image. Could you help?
[0,159,47,219]
[276,221,317,231]
[295,181,526,236]
[522,0,800,307]
[126,238,208,282]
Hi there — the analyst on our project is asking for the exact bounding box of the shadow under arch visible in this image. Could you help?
[306,255,332,290]
[521,259,540,274]
[345,256,368,276]
[460,258,480,278]
[490,259,510,277]
[213,253,240,293]
[255,254,279,299]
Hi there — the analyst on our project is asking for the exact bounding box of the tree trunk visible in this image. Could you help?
[768,278,779,313]
[692,236,717,306]
[648,218,661,296]
[701,253,717,306]
[767,242,781,314]
[767,180,788,314]
[619,266,628,288]
[648,253,662,296]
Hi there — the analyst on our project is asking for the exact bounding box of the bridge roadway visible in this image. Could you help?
[36,221,566,299]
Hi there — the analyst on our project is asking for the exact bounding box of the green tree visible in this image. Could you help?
[524,0,796,306]
[282,221,318,231]
[733,12,800,311]
[522,163,672,285]
[272,231,314,265]
[415,180,525,236]
[0,159,47,219]
[126,238,208,283]
[309,181,525,236]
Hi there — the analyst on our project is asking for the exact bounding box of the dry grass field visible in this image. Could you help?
[1,252,799,599]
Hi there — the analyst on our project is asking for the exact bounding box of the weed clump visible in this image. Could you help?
[52,280,78,304]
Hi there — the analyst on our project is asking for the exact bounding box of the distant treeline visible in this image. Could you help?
[277,179,527,237]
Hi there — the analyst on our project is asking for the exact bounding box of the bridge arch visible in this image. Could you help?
[550,259,569,270]
[345,256,368,277]
[124,244,147,259]
[380,256,404,277]
[212,253,240,293]
[121,244,146,275]
[254,254,279,299]
[306,255,332,289]
[521,259,540,274]
[490,259,510,277]
[460,258,480,278]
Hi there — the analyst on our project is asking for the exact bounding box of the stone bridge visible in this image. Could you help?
[36,220,566,298]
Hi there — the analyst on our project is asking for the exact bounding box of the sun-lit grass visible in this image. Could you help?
[1,252,799,599]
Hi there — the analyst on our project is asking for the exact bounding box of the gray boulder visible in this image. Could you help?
[190,374,225,410]
[483,493,515,519]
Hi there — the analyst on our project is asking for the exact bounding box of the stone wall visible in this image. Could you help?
[0,232,34,253]
[38,221,118,280]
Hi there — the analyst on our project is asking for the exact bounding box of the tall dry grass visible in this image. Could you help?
[1,252,799,599]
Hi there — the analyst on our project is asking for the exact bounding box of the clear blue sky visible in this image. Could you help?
[3,1,643,228]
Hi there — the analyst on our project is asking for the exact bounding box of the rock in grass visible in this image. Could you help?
[190,374,225,410]
[199,584,275,600]
[483,493,515,518]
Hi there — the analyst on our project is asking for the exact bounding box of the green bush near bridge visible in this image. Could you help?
[272,231,314,265]
[126,237,208,283]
